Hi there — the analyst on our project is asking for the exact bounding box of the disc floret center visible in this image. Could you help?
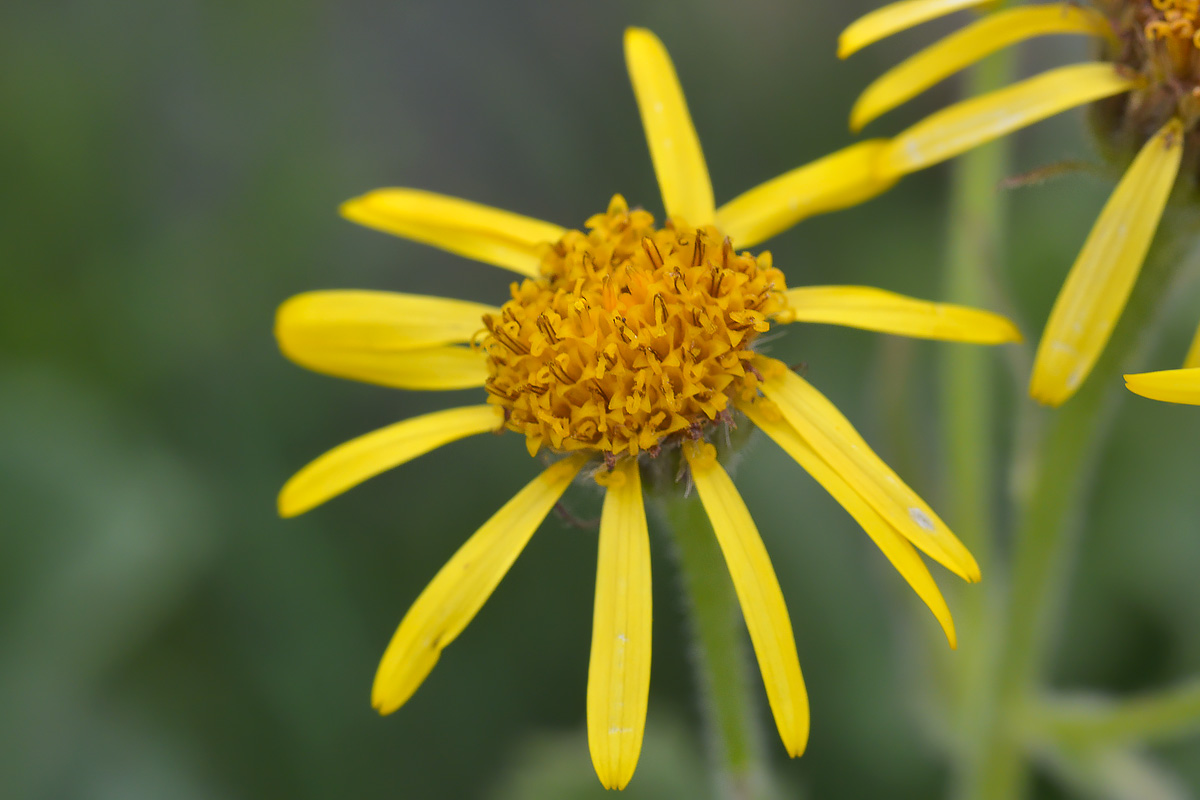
[482,195,789,458]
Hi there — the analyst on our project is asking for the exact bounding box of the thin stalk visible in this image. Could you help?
[959,210,1198,800]
[1025,677,1200,750]
[656,491,772,800]
[940,45,1015,794]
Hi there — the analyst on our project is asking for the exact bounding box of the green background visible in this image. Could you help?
[3,2,1199,798]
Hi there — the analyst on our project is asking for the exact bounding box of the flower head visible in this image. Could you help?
[278,27,1018,789]
[841,0,1199,406]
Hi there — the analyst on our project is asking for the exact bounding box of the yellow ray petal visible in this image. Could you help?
[279,340,488,390]
[851,5,1113,131]
[587,460,652,790]
[1183,322,1200,369]
[1125,368,1200,405]
[839,0,996,58]
[341,189,564,278]
[756,358,980,582]
[741,401,957,647]
[879,63,1137,178]
[373,454,588,714]
[1031,119,1184,406]
[782,285,1021,344]
[276,291,497,355]
[624,28,715,226]
[684,443,809,757]
[278,405,503,518]
[716,141,898,248]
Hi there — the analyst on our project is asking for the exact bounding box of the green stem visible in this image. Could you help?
[940,45,1015,795]
[941,48,1012,574]
[959,210,1198,800]
[1026,678,1200,750]
[656,491,771,800]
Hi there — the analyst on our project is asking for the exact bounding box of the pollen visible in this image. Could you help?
[1145,0,1200,46]
[481,195,789,458]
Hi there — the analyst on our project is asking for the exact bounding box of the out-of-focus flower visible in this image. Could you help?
[841,0,1199,406]
[277,27,1019,789]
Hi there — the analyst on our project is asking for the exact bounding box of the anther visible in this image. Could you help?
[641,237,664,269]
[711,268,725,298]
[536,314,559,344]
[654,293,668,327]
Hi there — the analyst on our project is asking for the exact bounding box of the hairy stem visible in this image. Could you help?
[941,45,1015,797]
[656,491,773,800]
[959,210,1197,800]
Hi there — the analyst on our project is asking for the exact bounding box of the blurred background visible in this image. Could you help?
[4,1,1200,798]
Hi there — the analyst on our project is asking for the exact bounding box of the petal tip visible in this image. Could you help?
[277,493,301,519]
[277,476,313,518]
[945,624,959,650]
[786,728,810,758]
[623,26,656,49]
[836,33,857,60]
[371,676,405,716]
[338,195,375,226]
[1029,382,1069,409]
[848,95,877,132]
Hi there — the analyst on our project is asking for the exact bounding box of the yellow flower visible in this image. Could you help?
[841,0,1195,406]
[277,27,1018,789]
[1126,322,1200,403]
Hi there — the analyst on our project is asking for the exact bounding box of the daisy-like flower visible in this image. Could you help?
[839,0,1197,406]
[1126,322,1200,402]
[278,28,1020,789]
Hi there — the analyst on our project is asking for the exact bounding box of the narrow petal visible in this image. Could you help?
[588,460,652,790]
[1186,323,1200,369]
[1125,368,1200,405]
[278,405,504,518]
[839,0,995,58]
[781,285,1021,344]
[756,357,980,582]
[276,291,496,354]
[624,28,715,226]
[879,64,1137,178]
[1031,119,1183,406]
[741,401,956,647]
[372,454,588,714]
[716,141,898,248]
[685,443,809,757]
[341,189,564,278]
[279,340,488,390]
[851,5,1113,131]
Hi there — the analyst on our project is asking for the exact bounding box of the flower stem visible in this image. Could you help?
[940,49,1012,575]
[958,209,1198,800]
[656,491,772,800]
[939,45,1014,793]
[1025,677,1200,750]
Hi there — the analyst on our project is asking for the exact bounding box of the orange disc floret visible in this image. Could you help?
[482,195,788,458]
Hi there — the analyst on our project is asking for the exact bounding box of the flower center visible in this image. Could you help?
[1144,0,1200,47]
[481,195,788,458]
[1092,1,1200,158]
[1118,0,1200,100]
